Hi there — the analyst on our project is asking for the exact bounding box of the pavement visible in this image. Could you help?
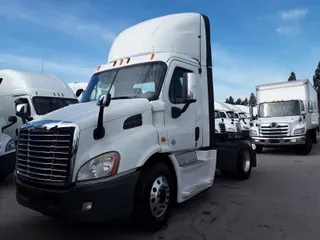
[1,139,320,240]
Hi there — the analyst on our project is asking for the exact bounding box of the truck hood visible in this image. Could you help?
[34,98,151,130]
[258,116,301,125]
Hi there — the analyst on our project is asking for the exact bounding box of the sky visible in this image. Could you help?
[0,0,319,102]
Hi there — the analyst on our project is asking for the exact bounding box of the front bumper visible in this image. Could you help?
[0,151,16,176]
[227,132,243,140]
[251,135,306,146]
[16,171,140,222]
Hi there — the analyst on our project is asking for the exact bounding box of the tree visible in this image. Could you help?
[313,61,320,107]
[228,96,234,104]
[249,92,257,106]
[242,98,248,106]
[235,98,242,105]
[225,98,229,103]
[288,71,297,81]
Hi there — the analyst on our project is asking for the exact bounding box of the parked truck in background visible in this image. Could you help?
[68,81,89,100]
[250,80,319,155]
[0,70,79,141]
[14,13,257,231]
[0,119,16,181]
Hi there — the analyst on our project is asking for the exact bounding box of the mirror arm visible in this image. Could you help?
[171,99,196,119]
[1,122,15,131]
[93,106,105,140]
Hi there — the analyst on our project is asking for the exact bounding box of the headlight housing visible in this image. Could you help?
[5,140,15,152]
[294,127,305,135]
[249,129,258,137]
[77,152,120,181]
[227,127,236,132]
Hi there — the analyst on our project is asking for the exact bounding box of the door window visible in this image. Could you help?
[169,67,193,104]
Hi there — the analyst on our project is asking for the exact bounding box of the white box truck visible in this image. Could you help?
[0,70,79,141]
[250,80,319,155]
[15,13,257,231]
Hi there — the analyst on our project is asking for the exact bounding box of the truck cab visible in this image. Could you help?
[250,80,319,155]
[15,13,256,231]
[0,70,79,141]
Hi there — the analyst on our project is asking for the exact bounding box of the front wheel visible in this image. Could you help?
[133,162,175,232]
[295,134,312,155]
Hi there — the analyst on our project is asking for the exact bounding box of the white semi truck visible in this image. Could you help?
[15,13,257,231]
[250,80,319,155]
[0,118,16,181]
[0,70,79,141]
[68,81,89,100]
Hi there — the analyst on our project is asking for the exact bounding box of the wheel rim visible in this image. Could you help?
[150,176,170,218]
[242,150,251,172]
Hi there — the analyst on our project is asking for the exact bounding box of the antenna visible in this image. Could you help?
[41,60,44,74]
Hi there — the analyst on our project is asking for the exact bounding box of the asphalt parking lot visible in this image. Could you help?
[1,139,320,240]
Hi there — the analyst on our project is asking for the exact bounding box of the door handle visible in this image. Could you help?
[195,127,200,142]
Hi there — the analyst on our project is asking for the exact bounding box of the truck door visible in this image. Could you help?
[163,60,202,152]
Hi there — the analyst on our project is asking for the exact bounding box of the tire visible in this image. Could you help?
[235,147,252,180]
[255,145,263,153]
[133,162,175,232]
[0,173,8,182]
[295,134,312,155]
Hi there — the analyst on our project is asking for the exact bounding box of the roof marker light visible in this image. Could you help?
[57,93,60,97]
[113,61,117,67]
[119,59,124,65]
[53,93,56,96]
[126,58,131,63]
[96,65,101,71]
[150,53,155,60]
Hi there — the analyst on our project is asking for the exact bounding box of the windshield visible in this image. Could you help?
[33,97,79,115]
[220,111,227,118]
[214,111,221,118]
[239,113,247,119]
[81,62,167,102]
[226,111,238,118]
[258,100,301,118]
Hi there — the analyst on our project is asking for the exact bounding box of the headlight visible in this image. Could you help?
[77,152,120,181]
[227,127,236,132]
[294,127,305,135]
[5,140,15,152]
[249,130,257,137]
[243,126,249,130]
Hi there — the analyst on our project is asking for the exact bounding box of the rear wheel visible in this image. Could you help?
[235,148,252,180]
[133,162,175,232]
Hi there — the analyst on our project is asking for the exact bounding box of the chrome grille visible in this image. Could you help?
[16,126,74,185]
[219,123,226,133]
[236,122,242,132]
[259,123,289,137]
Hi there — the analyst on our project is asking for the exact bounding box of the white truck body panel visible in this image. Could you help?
[0,69,78,140]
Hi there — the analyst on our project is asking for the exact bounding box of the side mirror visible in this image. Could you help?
[96,94,111,108]
[1,116,18,131]
[16,103,31,119]
[249,105,253,115]
[182,72,197,102]
[307,101,314,113]
[8,116,17,124]
[76,89,84,98]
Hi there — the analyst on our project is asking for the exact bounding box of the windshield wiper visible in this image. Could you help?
[111,96,135,100]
